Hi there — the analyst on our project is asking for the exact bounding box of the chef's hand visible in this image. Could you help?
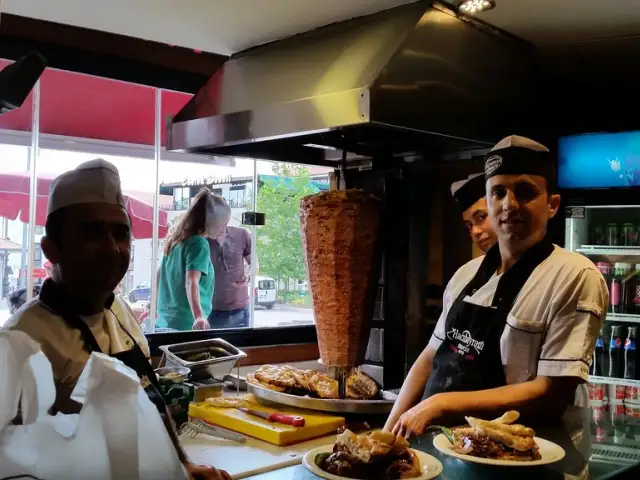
[392,394,445,439]
[192,317,209,330]
[185,461,231,480]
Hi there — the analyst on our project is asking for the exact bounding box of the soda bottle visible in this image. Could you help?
[607,223,619,246]
[610,325,626,378]
[625,326,638,380]
[602,323,612,376]
[623,223,636,246]
[592,224,605,245]
[592,328,605,376]
[633,266,640,315]
[611,264,622,313]
[620,263,633,313]
[630,223,640,246]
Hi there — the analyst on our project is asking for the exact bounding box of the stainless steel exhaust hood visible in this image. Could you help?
[168,1,541,165]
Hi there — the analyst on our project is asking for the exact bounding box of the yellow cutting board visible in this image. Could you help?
[188,401,345,446]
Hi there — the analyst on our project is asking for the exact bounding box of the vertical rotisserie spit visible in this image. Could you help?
[300,190,382,395]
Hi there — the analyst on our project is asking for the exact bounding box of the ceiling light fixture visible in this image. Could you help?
[458,0,496,14]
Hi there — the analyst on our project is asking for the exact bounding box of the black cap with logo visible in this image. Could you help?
[484,135,555,185]
[451,173,486,212]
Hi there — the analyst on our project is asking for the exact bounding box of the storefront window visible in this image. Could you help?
[253,161,332,327]
[0,58,34,326]
[0,64,328,338]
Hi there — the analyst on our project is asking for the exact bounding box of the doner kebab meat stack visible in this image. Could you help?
[300,189,382,382]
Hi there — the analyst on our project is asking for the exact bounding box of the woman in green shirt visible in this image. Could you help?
[157,190,231,331]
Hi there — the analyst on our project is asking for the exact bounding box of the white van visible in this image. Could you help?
[254,275,277,309]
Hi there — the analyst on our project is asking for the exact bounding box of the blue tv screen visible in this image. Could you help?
[558,131,640,188]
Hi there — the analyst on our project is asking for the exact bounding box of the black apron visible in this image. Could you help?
[423,238,554,399]
[38,279,165,412]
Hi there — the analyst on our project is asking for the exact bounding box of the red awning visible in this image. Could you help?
[0,171,167,239]
[0,59,193,146]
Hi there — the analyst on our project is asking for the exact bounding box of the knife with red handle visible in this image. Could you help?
[236,407,305,427]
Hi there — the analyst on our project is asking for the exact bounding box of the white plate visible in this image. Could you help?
[302,445,443,480]
[432,433,566,467]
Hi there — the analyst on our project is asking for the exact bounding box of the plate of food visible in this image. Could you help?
[303,429,443,480]
[246,365,396,413]
[432,410,565,467]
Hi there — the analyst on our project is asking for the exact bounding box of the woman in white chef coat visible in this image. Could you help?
[385,135,609,438]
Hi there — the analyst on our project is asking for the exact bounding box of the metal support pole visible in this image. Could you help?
[26,81,40,301]
[149,88,161,329]
[249,161,258,327]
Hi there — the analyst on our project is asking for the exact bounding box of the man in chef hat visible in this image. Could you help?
[386,135,608,437]
[4,159,230,480]
[450,173,497,253]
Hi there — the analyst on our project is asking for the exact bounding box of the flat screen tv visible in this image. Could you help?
[558,131,640,189]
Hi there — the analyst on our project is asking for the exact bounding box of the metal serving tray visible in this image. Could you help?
[159,338,246,381]
[248,381,397,414]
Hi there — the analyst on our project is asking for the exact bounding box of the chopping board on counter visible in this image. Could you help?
[188,401,345,446]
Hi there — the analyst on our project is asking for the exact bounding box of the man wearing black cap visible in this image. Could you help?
[451,173,497,253]
[386,135,608,437]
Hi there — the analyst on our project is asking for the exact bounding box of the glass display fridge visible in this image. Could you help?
[560,131,640,466]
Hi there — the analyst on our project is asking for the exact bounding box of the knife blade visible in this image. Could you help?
[236,407,305,427]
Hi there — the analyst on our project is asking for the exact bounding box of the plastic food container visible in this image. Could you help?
[159,338,246,381]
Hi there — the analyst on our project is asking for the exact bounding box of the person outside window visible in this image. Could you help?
[157,190,230,331]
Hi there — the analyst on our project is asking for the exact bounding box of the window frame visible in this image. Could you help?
[0,56,319,351]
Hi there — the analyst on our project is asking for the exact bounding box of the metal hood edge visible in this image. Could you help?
[168,1,541,165]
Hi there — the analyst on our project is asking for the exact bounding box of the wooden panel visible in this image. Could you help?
[151,342,320,369]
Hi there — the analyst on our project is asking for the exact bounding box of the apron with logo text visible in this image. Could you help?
[423,239,554,399]
[38,279,165,413]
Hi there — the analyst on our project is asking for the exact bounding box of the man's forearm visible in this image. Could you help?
[384,348,434,430]
[437,376,578,420]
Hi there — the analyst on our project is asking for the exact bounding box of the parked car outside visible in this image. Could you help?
[254,275,277,309]
[128,281,151,303]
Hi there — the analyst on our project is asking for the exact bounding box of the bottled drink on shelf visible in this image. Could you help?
[592,224,605,245]
[602,323,612,376]
[625,326,638,380]
[633,267,640,315]
[592,328,605,376]
[596,263,613,313]
[607,223,619,246]
[609,325,626,378]
[622,223,637,246]
[620,263,634,313]
[611,263,632,313]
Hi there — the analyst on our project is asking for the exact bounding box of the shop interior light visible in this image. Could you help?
[459,0,496,14]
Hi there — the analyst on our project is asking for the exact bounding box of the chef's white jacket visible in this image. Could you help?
[3,295,149,413]
[428,245,609,386]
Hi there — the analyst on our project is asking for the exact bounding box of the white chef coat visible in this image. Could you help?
[428,245,608,386]
[3,295,149,413]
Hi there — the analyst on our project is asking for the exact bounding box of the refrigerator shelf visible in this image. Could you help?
[591,444,640,465]
[590,376,640,387]
[576,246,640,257]
[606,313,640,324]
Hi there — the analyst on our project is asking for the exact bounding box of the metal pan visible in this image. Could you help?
[248,381,396,414]
[159,338,246,380]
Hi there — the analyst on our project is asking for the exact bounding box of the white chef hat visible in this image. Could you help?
[47,158,126,217]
